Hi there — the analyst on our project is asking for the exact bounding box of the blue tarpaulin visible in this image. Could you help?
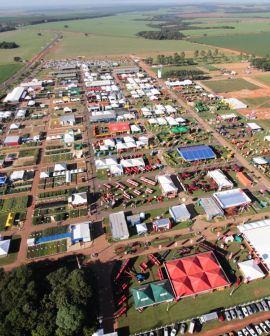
[177,145,216,161]
[36,232,71,244]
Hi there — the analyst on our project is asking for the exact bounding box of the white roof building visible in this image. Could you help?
[70,222,91,243]
[109,211,129,240]
[69,192,88,206]
[54,163,67,172]
[0,239,11,257]
[157,175,178,196]
[3,86,25,103]
[238,219,270,270]
[207,169,233,191]
[238,259,265,282]
[213,188,251,209]
[10,170,24,181]
[247,122,262,131]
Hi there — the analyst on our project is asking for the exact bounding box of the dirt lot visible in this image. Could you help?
[222,87,270,99]
[238,107,270,120]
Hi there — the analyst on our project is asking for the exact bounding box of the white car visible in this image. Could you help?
[246,325,256,336]
[241,306,249,318]
[264,319,270,329]
[237,331,244,336]
[254,325,263,335]
[241,328,249,336]
[259,322,268,333]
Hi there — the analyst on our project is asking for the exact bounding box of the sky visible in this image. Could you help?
[0,0,268,9]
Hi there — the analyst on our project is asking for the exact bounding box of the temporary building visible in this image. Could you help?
[60,114,75,126]
[9,123,20,130]
[109,164,123,176]
[54,163,67,172]
[169,204,191,223]
[207,169,233,191]
[0,239,11,257]
[213,188,251,209]
[136,223,148,235]
[70,222,91,243]
[238,259,265,282]
[95,158,118,170]
[223,98,247,110]
[153,218,171,231]
[108,122,130,134]
[109,211,129,240]
[265,135,270,142]
[253,157,269,166]
[120,157,145,168]
[10,170,24,181]
[247,122,262,132]
[4,135,19,146]
[238,219,270,270]
[236,171,252,188]
[132,280,174,309]
[69,192,88,207]
[157,175,178,197]
[165,251,230,299]
[3,86,25,103]
[177,145,216,162]
[199,197,224,220]
[220,113,238,121]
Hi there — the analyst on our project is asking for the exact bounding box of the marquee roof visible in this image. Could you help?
[165,251,229,298]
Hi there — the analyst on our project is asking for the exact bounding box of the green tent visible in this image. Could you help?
[132,280,174,309]
[171,126,189,134]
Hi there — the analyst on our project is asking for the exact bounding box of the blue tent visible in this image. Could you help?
[177,145,216,162]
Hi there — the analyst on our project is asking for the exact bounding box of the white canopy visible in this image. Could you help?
[238,259,265,281]
[136,223,148,235]
[0,239,10,257]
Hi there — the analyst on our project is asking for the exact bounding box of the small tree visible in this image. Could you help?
[64,25,69,28]
[180,51,185,59]
[214,48,219,57]
[14,56,22,62]
[194,50,199,58]
[200,50,206,57]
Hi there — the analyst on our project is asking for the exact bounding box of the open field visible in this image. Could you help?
[193,32,270,57]
[0,29,56,64]
[255,75,270,86]
[203,78,259,93]
[44,31,215,58]
[241,96,270,108]
[0,63,23,84]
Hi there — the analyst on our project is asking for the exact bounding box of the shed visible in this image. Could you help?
[136,223,148,235]
[207,169,233,191]
[10,170,25,181]
[199,197,224,220]
[236,171,252,188]
[4,135,19,146]
[169,204,191,223]
[153,218,171,231]
[157,175,178,198]
[213,188,251,209]
[109,211,129,240]
[0,239,11,257]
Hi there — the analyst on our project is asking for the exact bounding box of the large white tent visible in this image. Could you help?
[238,259,265,282]
[238,219,270,270]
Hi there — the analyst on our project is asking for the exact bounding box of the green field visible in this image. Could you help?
[0,29,56,64]
[193,32,270,57]
[255,75,270,86]
[45,31,214,58]
[0,63,23,84]
[204,78,259,93]
[241,96,270,108]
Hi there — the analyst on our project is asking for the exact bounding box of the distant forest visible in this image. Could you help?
[251,57,270,71]
[137,29,185,40]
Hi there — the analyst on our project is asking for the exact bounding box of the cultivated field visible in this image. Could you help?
[0,63,23,84]
[203,78,259,93]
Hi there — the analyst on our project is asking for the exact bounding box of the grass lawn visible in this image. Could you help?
[193,32,270,57]
[27,239,67,259]
[0,63,23,84]
[203,78,258,93]
[0,236,21,266]
[119,263,270,334]
[241,96,270,108]
[0,29,56,64]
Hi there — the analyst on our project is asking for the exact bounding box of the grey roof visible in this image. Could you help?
[200,197,224,217]
[169,204,191,221]
[4,135,19,144]
[109,211,129,240]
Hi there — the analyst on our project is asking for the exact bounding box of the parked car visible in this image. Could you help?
[254,324,263,335]
[188,320,196,334]
[164,327,169,336]
[230,308,237,320]
[237,331,243,336]
[259,322,268,333]
[256,302,264,312]
[241,328,249,336]
[265,298,270,309]
[264,319,270,329]
[246,325,257,336]
[179,323,186,335]
[241,306,249,318]
[224,310,232,321]
[261,300,269,311]
[251,303,259,313]
[235,306,244,319]
[170,323,179,336]
[246,305,253,315]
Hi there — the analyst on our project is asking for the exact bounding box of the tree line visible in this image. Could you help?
[137,29,185,40]
[0,41,19,49]
[165,69,207,80]
[251,57,270,71]
[0,264,97,336]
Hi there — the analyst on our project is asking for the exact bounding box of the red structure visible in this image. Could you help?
[115,258,130,281]
[139,262,148,273]
[157,267,164,280]
[109,122,130,135]
[148,254,161,266]
[165,251,230,299]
